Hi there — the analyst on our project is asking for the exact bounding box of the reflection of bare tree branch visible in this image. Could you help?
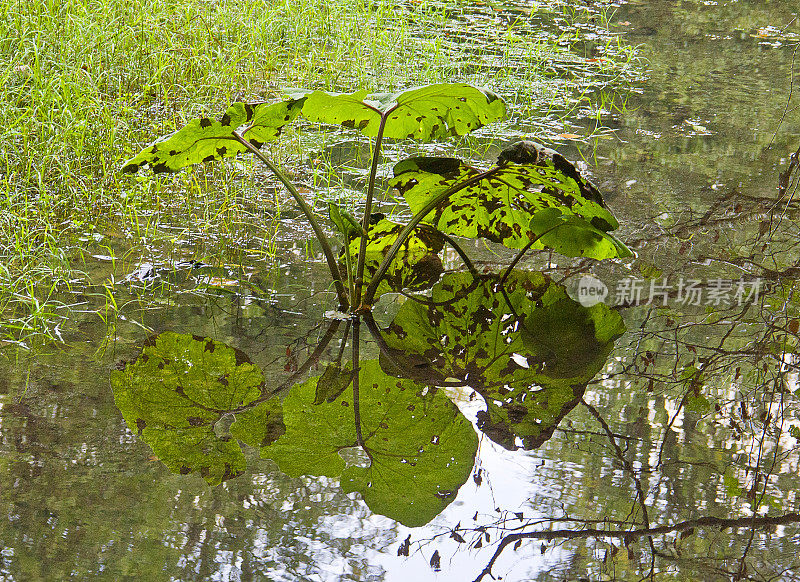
[622,193,800,251]
[778,145,800,200]
[735,340,791,581]
[769,141,800,241]
[472,513,800,582]
[582,399,657,578]
[770,43,798,149]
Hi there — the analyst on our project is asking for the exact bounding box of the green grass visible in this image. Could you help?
[0,0,641,345]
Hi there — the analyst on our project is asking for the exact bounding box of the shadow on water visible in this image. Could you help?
[3,1,800,582]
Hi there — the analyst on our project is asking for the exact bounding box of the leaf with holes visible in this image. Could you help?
[260,360,478,527]
[347,218,444,301]
[295,83,505,141]
[111,332,284,485]
[122,98,304,173]
[391,143,620,251]
[378,271,625,450]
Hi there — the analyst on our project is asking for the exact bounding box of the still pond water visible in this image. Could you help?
[2,1,800,581]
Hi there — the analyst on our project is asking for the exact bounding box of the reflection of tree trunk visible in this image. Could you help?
[184,518,215,579]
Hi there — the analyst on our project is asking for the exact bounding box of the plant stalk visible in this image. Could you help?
[343,239,356,304]
[499,222,566,285]
[233,132,349,309]
[353,114,389,308]
[351,317,370,457]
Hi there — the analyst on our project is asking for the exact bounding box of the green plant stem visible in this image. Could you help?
[500,239,535,286]
[363,169,497,306]
[499,223,564,285]
[343,239,356,304]
[351,317,370,457]
[335,319,351,365]
[353,114,389,307]
[233,132,349,309]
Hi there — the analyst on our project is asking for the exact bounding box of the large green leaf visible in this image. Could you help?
[111,332,285,485]
[347,218,444,301]
[122,99,304,173]
[530,207,633,259]
[378,271,625,450]
[260,360,478,527]
[296,83,506,141]
[390,142,621,251]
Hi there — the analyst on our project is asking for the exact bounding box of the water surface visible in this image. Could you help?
[2,1,800,581]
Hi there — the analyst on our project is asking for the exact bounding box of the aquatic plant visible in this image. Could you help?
[122,83,631,312]
[116,84,631,525]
